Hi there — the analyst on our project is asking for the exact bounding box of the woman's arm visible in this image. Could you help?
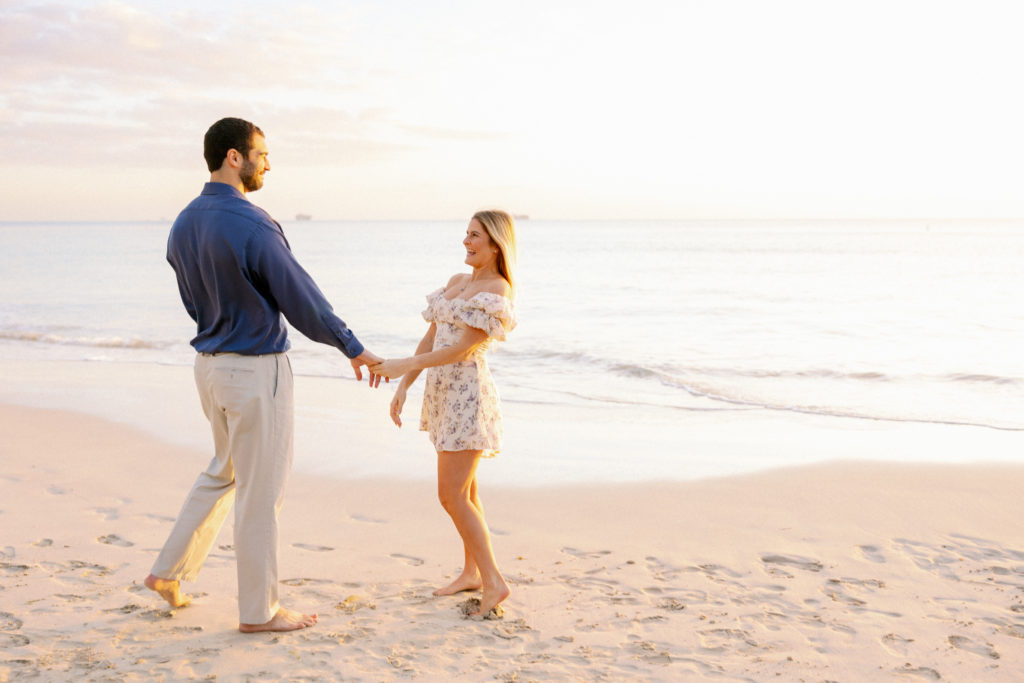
[387,323,436,427]
[394,323,437,392]
[373,325,489,380]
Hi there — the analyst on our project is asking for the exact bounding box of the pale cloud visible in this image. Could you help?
[0,1,359,90]
[0,1,394,165]
[4,0,1024,219]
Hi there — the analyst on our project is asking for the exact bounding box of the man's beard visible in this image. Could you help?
[240,159,264,192]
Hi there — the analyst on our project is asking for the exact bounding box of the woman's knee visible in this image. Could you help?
[437,483,467,512]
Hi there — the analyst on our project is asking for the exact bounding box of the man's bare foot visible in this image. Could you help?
[238,606,318,633]
[144,574,191,608]
[433,572,482,596]
[471,580,510,617]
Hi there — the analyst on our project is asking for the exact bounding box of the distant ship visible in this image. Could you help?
[513,214,529,220]
[295,213,312,221]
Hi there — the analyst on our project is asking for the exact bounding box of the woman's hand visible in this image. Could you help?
[370,358,415,380]
[389,386,407,427]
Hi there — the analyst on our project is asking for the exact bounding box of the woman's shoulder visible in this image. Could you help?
[464,278,514,316]
[445,273,471,290]
[475,276,511,299]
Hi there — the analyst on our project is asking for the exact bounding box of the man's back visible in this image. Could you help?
[167,182,291,355]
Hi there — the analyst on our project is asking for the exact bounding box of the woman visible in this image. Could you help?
[371,210,517,617]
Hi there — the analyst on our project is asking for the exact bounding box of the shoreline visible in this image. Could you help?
[0,356,1021,487]
[2,395,1024,678]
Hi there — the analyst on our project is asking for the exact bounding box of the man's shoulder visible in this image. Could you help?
[178,190,278,233]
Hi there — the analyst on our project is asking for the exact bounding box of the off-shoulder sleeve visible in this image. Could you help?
[421,287,446,322]
[454,293,516,341]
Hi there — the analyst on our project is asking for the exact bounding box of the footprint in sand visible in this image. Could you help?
[46,485,68,495]
[0,612,24,631]
[857,544,886,563]
[830,576,886,590]
[0,634,30,647]
[0,546,14,560]
[892,538,959,581]
[895,665,941,680]
[280,577,333,586]
[95,507,120,521]
[824,577,892,612]
[97,534,134,547]
[698,627,759,653]
[997,622,1024,639]
[948,635,1000,659]
[458,597,504,620]
[947,533,1012,561]
[761,554,823,575]
[562,547,612,559]
[657,598,687,611]
[66,560,112,576]
[881,632,914,656]
[138,608,176,621]
[335,595,377,613]
[32,539,53,548]
[293,543,334,552]
[390,553,425,566]
[697,564,744,579]
[103,603,144,615]
[493,618,532,640]
[145,513,176,523]
[350,513,387,524]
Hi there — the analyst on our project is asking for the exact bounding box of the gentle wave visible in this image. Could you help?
[947,373,1021,385]
[4,327,1020,431]
[0,329,166,350]
[507,347,1023,431]
[653,371,1024,432]
[514,347,1022,387]
[529,369,1024,432]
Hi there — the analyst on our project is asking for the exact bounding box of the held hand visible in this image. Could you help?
[352,350,388,388]
[389,387,407,427]
[369,357,415,380]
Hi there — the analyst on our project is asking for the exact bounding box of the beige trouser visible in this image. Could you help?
[150,352,294,624]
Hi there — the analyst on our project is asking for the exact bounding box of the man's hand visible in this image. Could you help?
[351,350,387,387]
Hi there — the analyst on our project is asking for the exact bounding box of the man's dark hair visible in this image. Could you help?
[203,118,264,172]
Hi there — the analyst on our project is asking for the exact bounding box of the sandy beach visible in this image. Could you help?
[2,362,1023,681]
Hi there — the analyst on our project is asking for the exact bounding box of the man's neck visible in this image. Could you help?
[209,171,245,194]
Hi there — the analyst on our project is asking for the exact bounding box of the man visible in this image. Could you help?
[144,117,382,633]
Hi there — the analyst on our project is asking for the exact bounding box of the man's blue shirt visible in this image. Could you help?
[167,182,364,358]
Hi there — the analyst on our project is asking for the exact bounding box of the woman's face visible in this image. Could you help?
[463,219,498,269]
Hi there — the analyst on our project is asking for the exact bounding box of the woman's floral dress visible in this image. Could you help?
[419,287,516,456]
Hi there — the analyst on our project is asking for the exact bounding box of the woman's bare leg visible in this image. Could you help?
[434,475,483,595]
[436,450,509,614]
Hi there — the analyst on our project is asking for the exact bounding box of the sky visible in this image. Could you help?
[3,0,1024,221]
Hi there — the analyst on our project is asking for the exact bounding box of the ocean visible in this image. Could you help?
[1,218,1022,480]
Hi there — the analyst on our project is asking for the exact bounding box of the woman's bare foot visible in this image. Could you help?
[144,574,191,608]
[238,606,318,633]
[471,579,510,617]
[433,572,482,596]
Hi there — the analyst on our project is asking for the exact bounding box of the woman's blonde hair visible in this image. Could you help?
[472,209,518,296]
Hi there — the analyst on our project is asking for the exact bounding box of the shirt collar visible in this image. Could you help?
[201,182,247,200]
